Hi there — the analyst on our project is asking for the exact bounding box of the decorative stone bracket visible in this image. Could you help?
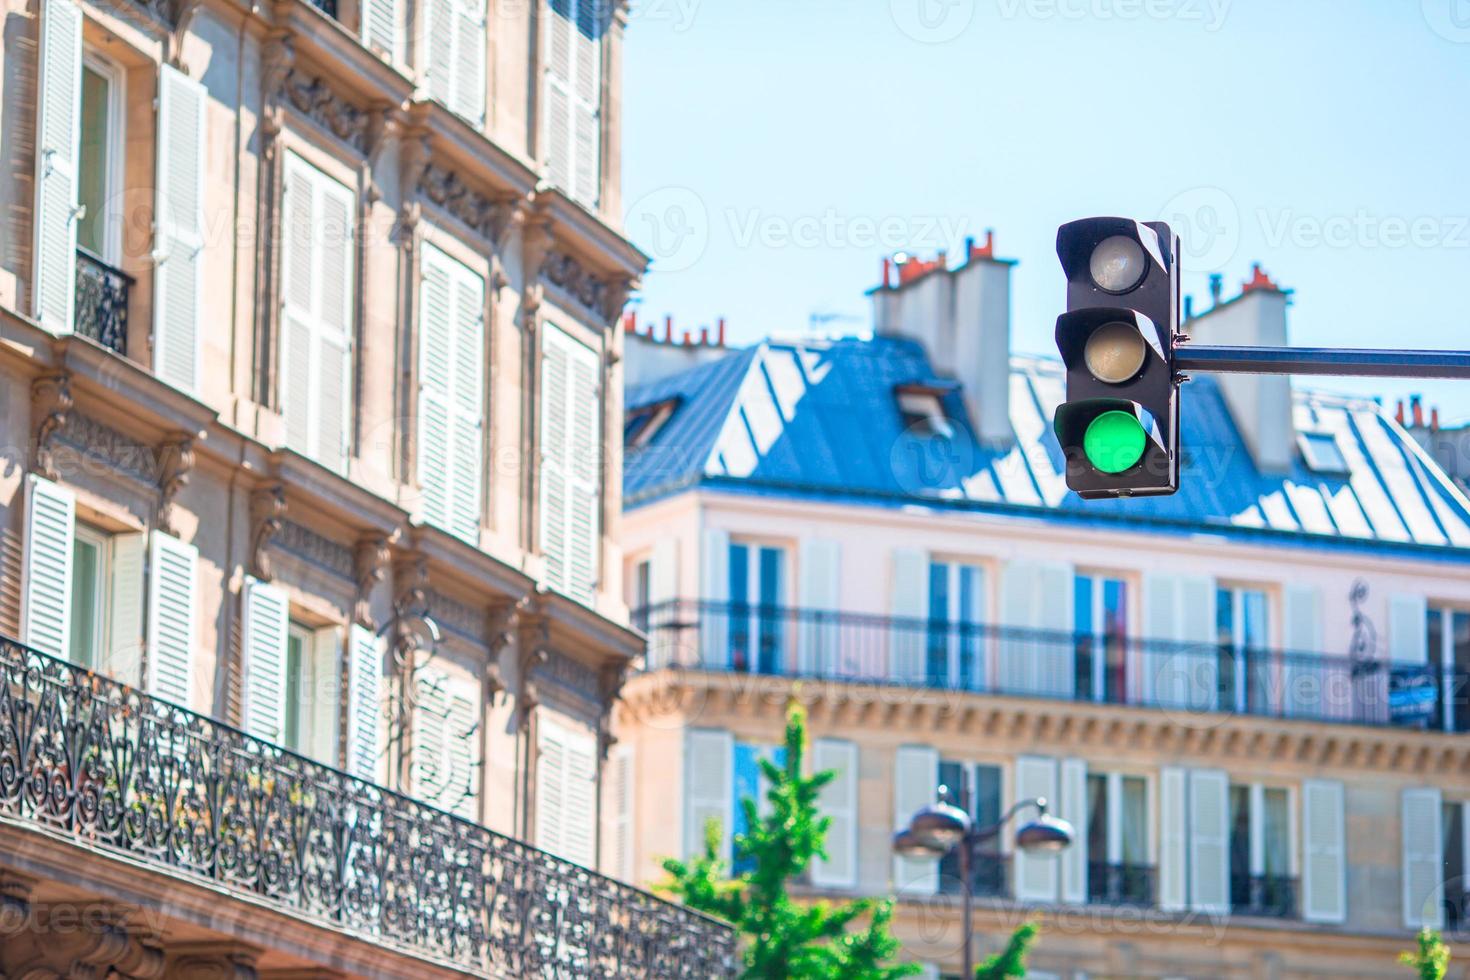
[248,484,287,580]
[30,371,73,481]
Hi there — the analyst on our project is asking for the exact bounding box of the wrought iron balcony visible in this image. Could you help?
[1087,862,1156,907]
[74,248,132,356]
[1230,872,1299,918]
[0,636,735,978]
[636,600,1447,730]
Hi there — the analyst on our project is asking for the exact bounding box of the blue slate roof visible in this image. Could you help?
[624,336,1470,556]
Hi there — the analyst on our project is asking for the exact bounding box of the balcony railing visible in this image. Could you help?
[636,600,1447,730]
[1087,862,1156,907]
[0,636,734,978]
[74,248,131,356]
[1230,872,1299,918]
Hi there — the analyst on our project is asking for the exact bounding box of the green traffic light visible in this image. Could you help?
[1083,410,1146,474]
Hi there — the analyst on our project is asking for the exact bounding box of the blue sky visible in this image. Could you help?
[620,0,1470,424]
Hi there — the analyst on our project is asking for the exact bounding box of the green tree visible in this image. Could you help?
[975,920,1037,979]
[659,702,918,979]
[1399,928,1450,980]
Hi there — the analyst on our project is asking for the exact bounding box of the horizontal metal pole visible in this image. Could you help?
[1174,345,1470,379]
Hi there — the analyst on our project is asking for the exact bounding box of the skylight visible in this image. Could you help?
[1299,431,1349,475]
[896,387,953,439]
[625,398,680,450]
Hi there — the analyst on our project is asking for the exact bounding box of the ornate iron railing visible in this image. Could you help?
[636,600,1452,730]
[74,249,132,355]
[1230,872,1298,918]
[0,637,735,977]
[1087,862,1156,907]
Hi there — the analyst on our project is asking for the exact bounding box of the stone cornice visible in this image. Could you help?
[619,668,1470,778]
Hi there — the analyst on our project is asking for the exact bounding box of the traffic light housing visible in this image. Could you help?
[1053,218,1181,498]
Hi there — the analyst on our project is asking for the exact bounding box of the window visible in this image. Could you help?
[284,623,341,763]
[1444,801,1469,929]
[62,519,144,680]
[1217,586,1269,714]
[1299,431,1349,475]
[544,0,605,207]
[539,324,602,605]
[631,558,651,631]
[927,560,984,688]
[1075,573,1128,703]
[625,398,679,450]
[77,56,123,262]
[1428,606,1470,733]
[729,542,785,673]
[69,524,110,669]
[280,153,355,474]
[938,760,1003,896]
[1086,772,1150,905]
[896,385,954,438]
[1229,784,1295,917]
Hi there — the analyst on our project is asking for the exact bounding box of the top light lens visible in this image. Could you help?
[1089,235,1147,293]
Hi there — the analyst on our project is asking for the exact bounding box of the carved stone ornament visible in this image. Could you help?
[156,433,195,536]
[30,371,73,480]
[260,36,296,153]
[285,67,370,152]
[419,165,519,246]
[0,891,165,980]
[520,216,556,327]
[277,520,355,578]
[354,535,391,628]
[54,411,157,484]
[248,484,287,580]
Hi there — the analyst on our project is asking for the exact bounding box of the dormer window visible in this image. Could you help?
[895,383,955,438]
[625,397,679,450]
[1299,431,1349,475]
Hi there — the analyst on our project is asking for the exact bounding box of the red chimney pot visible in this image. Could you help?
[664,316,674,343]
[717,317,726,346]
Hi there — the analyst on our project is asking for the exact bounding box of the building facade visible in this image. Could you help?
[614,244,1470,978]
[0,0,734,973]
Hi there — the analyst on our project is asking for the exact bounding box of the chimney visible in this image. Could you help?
[869,235,1015,445]
[1187,266,1295,473]
[1411,394,1425,428]
[1208,273,1224,307]
[623,314,734,387]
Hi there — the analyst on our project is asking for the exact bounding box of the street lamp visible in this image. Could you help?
[892,784,1075,977]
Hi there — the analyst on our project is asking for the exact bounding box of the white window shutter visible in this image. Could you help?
[889,548,928,685]
[444,676,478,820]
[1179,575,1217,711]
[345,624,381,781]
[1188,769,1230,914]
[22,475,75,658]
[570,0,600,207]
[543,0,574,192]
[454,0,487,126]
[539,324,600,605]
[811,738,858,890]
[411,666,449,802]
[610,745,635,880]
[146,531,198,708]
[1390,594,1429,663]
[684,729,733,860]
[240,578,289,743]
[1402,787,1444,929]
[892,744,939,895]
[154,65,206,393]
[360,0,402,62]
[1059,757,1088,904]
[1283,584,1323,718]
[1302,779,1346,924]
[537,718,567,853]
[280,154,354,474]
[105,532,146,685]
[1013,755,1059,903]
[1142,574,1178,706]
[31,0,82,334]
[699,528,730,668]
[797,538,840,675]
[1037,561,1075,698]
[425,0,456,112]
[448,263,485,542]
[539,328,570,593]
[998,561,1037,694]
[1158,766,1187,912]
[539,718,596,866]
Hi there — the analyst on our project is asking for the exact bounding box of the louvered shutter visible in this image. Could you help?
[1060,757,1088,904]
[445,677,477,819]
[1402,787,1444,929]
[425,0,456,112]
[889,548,927,685]
[280,154,354,474]
[892,745,938,895]
[1302,779,1346,923]
[411,667,449,802]
[345,624,381,781]
[418,244,484,543]
[544,0,574,191]
[154,65,206,392]
[562,726,597,866]
[22,475,75,658]
[610,746,635,879]
[998,562,1035,693]
[1283,585,1323,719]
[146,531,198,708]
[539,324,600,605]
[1158,766,1187,912]
[570,0,601,206]
[1188,769,1230,914]
[1179,576,1218,710]
[1390,594,1429,663]
[700,528,730,668]
[1144,573,1215,710]
[31,0,82,334]
[537,719,567,852]
[1037,561,1075,698]
[448,262,485,541]
[240,578,289,743]
[811,738,858,890]
[454,0,487,126]
[1013,755,1059,903]
[360,0,402,62]
[105,533,146,685]
[684,729,733,860]
[797,538,840,675]
[539,328,570,592]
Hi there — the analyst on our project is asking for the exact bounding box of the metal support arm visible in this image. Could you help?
[1174,345,1470,379]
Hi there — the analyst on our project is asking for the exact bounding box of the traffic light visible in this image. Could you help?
[1053,218,1181,498]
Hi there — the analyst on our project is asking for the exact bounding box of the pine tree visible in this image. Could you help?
[659,702,920,979]
[975,920,1037,979]
[1399,928,1450,980]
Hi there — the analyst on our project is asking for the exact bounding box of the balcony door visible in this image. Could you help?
[1229,783,1294,917]
[1075,573,1128,704]
[77,55,122,264]
[729,542,785,674]
[1086,772,1151,905]
[927,561,985,690]
[937,760,1002,896]
[1429,606,1470,733]
[1217,586,1269,714]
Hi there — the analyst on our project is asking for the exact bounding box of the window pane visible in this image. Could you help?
[927,563,949,685]
[1074,576,1094,635]
[69,536,102,669]
[78,66,110,256]
[729,545,750,670]
[928,562,949,622]
[759,547,783,605]
[1103,579,1128,702]
[1453,612,1470,731]
[959,566,981,689]
[1262,788,1290,878]
[1086,773,1107,862]
[758,548,783,673]
[973,764,1001,827]
[728,545,749,604]
[1228,785,1251,880]
[1121,776,1147,865]
[285,631,305,752]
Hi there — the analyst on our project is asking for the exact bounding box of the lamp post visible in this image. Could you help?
[892,781,1075,978]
